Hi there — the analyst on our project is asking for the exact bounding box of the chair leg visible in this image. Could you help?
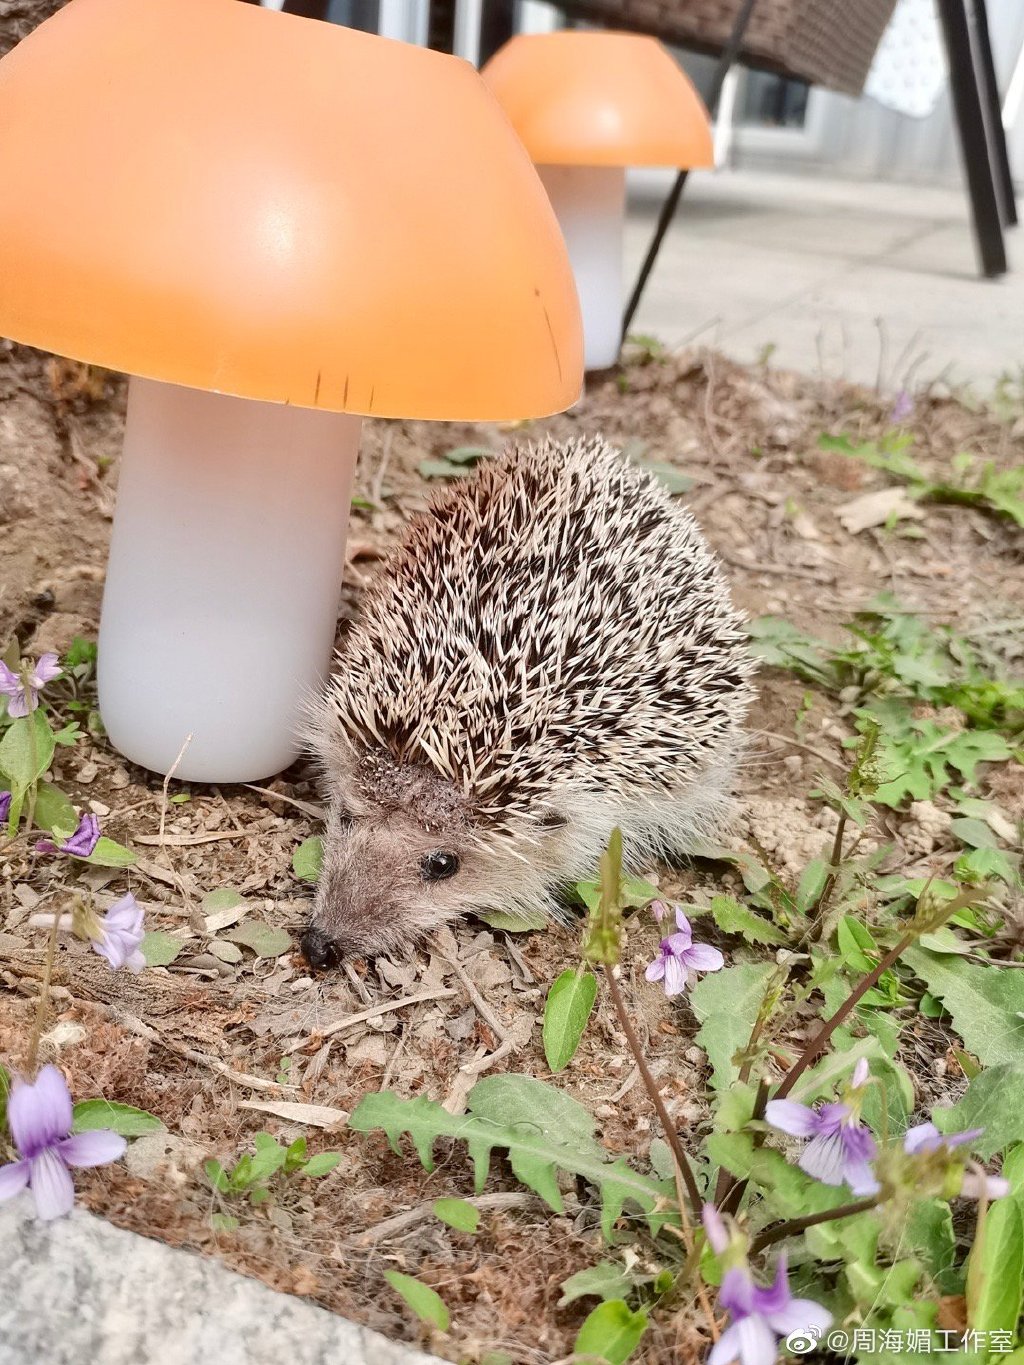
[621,0,760,337]
[937,0,1007,277]
[971,0,1017,227]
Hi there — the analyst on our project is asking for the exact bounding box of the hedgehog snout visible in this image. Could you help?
[300,925,345,970]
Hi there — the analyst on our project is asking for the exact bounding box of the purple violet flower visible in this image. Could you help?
[0,791,10,823]
[765,1059,879,1195]
[0,652,61,718]
[904,1122,1009,1201]
[711,1256,832,1365]
[903,1122,981,1156]
[645,908,724,997]
[91,893,146,973]
[0,1065,126,1220]
[35,813,101,858]
[890,389,914,424]
[702,1202,730,1255]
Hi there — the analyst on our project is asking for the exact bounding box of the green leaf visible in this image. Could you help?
[706,895,786,946]
[868,713,1011,807]
[32,782,77,834]
[543,968,598,1072]
[951,817,999,849]
[467,1074,603,1157]
[247,1132,289,1182]
[904,946,1024,1066]
[445,445,492,466]
[418,457,469,480]
[796,858,830,915]
[902,1199,959,1295]
[936,1064,1024,1157]
[202,887,245,912]
[282,1136,307,1171]
[204,1159,229,1193]
[967,1146,1024,1337]
[690,962,777,1090]
[0,710,55,793]
[559,1262,633,1307]
[433,1197,480,1233]
[51,721,80,748]
[141,930,185,967]
[224,921,292,958]
[79,835,137,868]
[574,1300,648,1364]
[384,1272,450,1331]
[636,460,693,495]
[576,874,661,912]
[747,617,834,688]
[292,837,323,883]
[72,1099,164,1137]
[837,916,877,973]
[300,1151,340,1178]
[349,1088,671,1242]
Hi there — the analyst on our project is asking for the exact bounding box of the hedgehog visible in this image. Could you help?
[300,435,755,967]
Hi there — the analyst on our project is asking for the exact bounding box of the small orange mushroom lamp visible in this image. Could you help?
[0,0,582,783]
[483,31,713,370]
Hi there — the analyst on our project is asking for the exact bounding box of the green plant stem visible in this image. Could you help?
[713,1015,770,1208]
[602,964,702,1217]
[749,1195,881,1253]
[23,689,40,838]
[773,928,917,1103]
[26,913,62,1075]
[807,808,848,943]
[715,931,915,1216]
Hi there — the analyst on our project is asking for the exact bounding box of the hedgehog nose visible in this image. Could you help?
[301,926,342,970]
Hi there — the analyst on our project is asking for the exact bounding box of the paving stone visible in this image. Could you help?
[0,1201,443,1365]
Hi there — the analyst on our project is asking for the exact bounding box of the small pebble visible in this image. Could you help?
[76,760,99,784]
[88,799,111,817]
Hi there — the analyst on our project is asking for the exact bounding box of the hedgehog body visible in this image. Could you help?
[302,436,755,963]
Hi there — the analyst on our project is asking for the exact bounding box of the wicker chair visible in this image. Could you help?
[558,0,897,97]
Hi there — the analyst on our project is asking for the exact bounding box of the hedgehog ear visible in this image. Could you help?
[537,809,569,832]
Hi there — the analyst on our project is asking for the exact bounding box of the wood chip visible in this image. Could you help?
[316,986,457,1039]
[837,486,925,534]
[134,831,250,847]
[236,1099,348,1130]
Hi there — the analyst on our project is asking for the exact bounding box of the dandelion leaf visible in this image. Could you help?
[349,1083,672,1241]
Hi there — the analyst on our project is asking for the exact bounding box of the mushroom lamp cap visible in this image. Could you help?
[482,30,714,170]
[0,0,582,420]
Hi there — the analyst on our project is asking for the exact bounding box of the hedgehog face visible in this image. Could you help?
[301,751,499,964]
[301,805,474,963]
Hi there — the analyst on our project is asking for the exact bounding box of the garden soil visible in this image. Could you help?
[1,338,1022,1363]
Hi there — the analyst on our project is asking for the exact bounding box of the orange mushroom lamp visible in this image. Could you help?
[483,31,713,370]
[0,0,582,783]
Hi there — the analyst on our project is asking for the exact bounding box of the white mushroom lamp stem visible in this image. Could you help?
[538,165,626,371]
[99,379,361,781]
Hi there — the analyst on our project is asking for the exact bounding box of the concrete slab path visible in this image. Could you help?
[0,1202,444,1365]
[626,169,1023,394]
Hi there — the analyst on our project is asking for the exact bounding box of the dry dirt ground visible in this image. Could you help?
[1,338,1022,1363]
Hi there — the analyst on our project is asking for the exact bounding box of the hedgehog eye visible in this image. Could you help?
[420,851,460,882]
